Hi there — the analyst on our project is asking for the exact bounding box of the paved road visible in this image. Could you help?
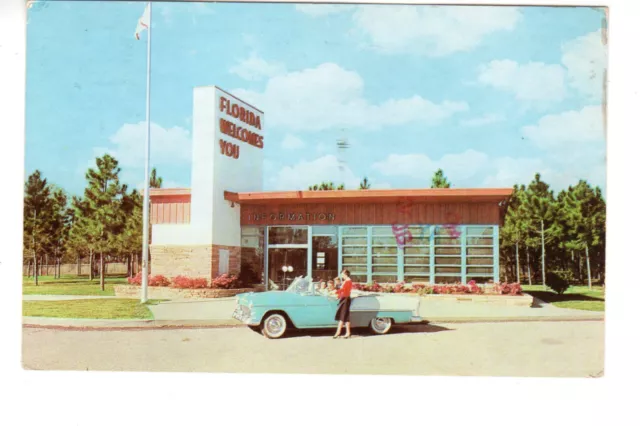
[22,320,604,377]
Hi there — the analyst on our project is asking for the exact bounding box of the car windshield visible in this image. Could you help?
[286,276,312,294]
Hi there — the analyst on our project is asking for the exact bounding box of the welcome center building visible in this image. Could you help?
[149,86,513,287]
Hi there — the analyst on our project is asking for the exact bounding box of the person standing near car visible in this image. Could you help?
[333,269,353,339]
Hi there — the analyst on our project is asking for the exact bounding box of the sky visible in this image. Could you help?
[25,1,607,196]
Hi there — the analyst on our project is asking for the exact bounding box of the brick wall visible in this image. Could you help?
[150,244,241,281]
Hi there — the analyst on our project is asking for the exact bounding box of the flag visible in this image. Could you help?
[135,3,150,40]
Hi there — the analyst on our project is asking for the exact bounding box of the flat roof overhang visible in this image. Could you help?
[223,188,513,205]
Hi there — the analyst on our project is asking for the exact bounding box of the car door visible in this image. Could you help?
[294,293,338,327]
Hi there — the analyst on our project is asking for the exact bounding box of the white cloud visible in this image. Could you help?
[459,113,505,127]
[232,63,467,131]
[266,155,361,191]
[521,105,605,153]
[372,149,489,184]
[281,134,305,150]
[482,156,605,191]
[561,30,607,101]
[482,157,548,188]
[229,52,286,81]
[477,60,567,102]
[295,4,355,17]
[352,6,522,56]
[95,121,192,169]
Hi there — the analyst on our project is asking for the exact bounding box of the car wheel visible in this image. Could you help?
[369,317,393,335]
[262,313,288,339]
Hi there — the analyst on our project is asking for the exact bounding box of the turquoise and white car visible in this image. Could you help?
[232,276,423,339]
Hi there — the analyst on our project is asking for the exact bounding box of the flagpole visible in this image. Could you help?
[141,1,152,304]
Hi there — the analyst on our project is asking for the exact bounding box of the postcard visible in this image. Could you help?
[22,1,606,378]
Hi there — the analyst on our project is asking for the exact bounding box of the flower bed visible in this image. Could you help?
[117,273,260,299]
[127,273,244,290]
[351,280,522,296]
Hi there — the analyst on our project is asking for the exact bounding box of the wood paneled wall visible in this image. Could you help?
[150,195,191,224]
[240,202,502,226]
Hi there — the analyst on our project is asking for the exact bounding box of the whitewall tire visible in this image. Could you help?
[369,317,393,335]
[262,313,288,339]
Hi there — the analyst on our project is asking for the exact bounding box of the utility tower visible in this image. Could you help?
[337,130,350,189]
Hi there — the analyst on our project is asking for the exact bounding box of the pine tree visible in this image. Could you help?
[150,167,163,188]
[359,177,371,190]
[77,154,130,291]
[23,170,54,286]
[48,187,71,279]
[523,173,561,288]
[500,185,529,283]
[119,189,143,278]
[308,181,345,191]
[559,181,606,289]
[431,169,451,188]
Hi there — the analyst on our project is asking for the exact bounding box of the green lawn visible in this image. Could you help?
[522,284,605,312]
[23,298,162,319]
[23,276,129,296]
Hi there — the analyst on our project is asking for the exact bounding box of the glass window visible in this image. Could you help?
[372,265,397,273]
[312,234,338,282]
[406,236,429,246]
[312,225,338,236]
[435,225,462,236]
[350,274,367,283]
[466,227,493,236]
[435,266,461,274]
[372,274,398,283]
[342,255,367,265]
[372,246,397,255]
[467,276,494,284]
[435,257,461,265]
[404,256,429,265]
[371,255,397,265]
[467,257,493,265]
[467,267,494,275]
[342,227,367,236]
[436,247,461,255]
[343,246,366,255]
[240,227,264,284]
[467,237,493,246]
[268,226,308,245]
[342,236,368,245]
[405,275,430,284]
[435,237,461,246]
[435,276,462,284]
[405,265,429,274]
[372,236,398,245]
[344,265,367,274]
[372,226,394,236]
[467,247,493,256]
[405,246,430,255]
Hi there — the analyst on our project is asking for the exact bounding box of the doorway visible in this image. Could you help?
[268,248,308,290]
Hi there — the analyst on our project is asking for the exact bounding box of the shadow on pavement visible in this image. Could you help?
[253,322,452,340]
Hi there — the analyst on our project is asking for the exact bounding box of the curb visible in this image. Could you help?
[426,316,604,324]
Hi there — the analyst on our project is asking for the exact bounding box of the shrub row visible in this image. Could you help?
[126,273,243,289]
[351,280,522,296]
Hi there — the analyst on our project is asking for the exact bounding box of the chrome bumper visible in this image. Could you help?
[410,316,423,323]
[232,305,260,326]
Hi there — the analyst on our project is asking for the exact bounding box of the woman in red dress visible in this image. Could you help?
[333,269,353,339]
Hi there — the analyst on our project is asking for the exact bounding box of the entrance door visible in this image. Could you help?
[268,248,307,290]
